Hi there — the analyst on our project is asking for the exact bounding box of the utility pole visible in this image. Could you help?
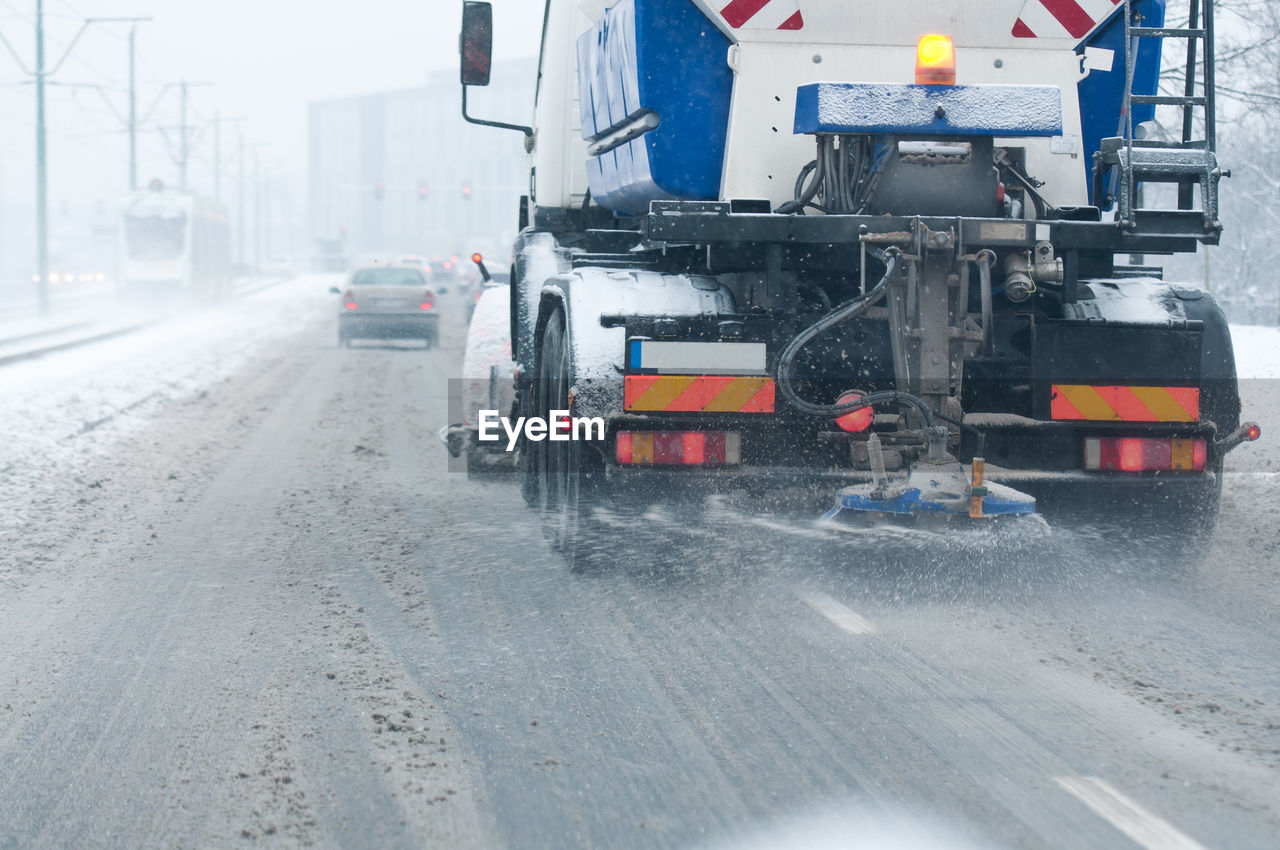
[35,0,48,315]
[0,12,151,314]
[209,115,245,203]
[214,110,221,201]
[263,165,272,262]
[180,81,189,188]
[253,149,262,269]
[237,132,246,267]
[164,79,213,189]
[128,25,137,191]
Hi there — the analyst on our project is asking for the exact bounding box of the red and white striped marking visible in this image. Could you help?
[719,0,804,30]
[1013,0,1122,40]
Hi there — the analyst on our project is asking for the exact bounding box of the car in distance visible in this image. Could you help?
[332,265,439,348]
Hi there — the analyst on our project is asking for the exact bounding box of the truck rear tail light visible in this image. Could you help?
[834,392,873,433]
[1083,437,1207,472]
[616,431,740,466]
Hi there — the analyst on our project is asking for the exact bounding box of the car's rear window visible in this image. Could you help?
[351,268,425,287]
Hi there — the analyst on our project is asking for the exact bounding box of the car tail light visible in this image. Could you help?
[343,291,358,311]
[834,391,873,433]
[420,290,434,310]
[1083,437,1207,472]
[616,431,740,466]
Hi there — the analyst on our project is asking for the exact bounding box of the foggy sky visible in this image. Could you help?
[0,0,543,282]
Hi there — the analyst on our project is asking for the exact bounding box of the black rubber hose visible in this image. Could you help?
[774,249,935,428]
[777,159,823,215]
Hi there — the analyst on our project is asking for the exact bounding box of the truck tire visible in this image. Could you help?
[536,309,601,571]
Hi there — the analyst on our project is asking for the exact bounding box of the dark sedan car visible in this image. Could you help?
[333,266,439,348]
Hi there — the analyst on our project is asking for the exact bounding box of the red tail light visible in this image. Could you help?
[834,391,874,433]
[342,291,358,311]
[616,431,740,466]
[420,290,434,310]
[1084,437,1207,472]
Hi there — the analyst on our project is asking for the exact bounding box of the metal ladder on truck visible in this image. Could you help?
[1092,0,1224,241]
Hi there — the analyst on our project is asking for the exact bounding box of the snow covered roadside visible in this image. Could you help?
[1229,324,1280,473]
[0,275,340,586]
[1231,324,1280,381]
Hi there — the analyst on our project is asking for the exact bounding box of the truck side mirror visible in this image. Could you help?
[458,1,531,139]
[460,2,493,87]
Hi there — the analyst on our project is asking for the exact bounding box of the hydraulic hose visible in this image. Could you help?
[976,249,995,356]
[774,248,936,428]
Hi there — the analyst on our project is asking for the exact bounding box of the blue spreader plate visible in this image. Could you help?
[795,83,1063,137]
[824,483,1037,521]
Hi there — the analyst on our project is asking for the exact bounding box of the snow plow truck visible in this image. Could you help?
[454,0,1260,568]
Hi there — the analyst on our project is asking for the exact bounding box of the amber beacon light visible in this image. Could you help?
[916,34,956,86]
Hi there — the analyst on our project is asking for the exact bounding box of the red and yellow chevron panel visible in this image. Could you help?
[1051,385,1200,423]
[624,375,775,414]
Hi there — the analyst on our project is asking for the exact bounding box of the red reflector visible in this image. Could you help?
[706,432,727,464]
[683,432,705,465]
[616,431,737,466]
[1117,438,1144,472]
[654,432,684,464]
[834,392,873,433]
[1192,439,1208,470]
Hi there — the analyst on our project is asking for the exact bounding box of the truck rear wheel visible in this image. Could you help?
[536,310,601,571]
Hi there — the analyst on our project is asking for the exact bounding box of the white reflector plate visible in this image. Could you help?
[629,340,768,375]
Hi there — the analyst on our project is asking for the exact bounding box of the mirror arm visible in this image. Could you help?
[462,85,533,141]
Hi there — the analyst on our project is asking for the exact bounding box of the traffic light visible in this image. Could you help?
[374,180,385,201]
[417,181,428,201]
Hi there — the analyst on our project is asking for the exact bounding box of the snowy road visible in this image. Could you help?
[1,277,1277,848]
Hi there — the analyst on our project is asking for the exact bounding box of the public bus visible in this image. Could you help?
[118,181,231,299]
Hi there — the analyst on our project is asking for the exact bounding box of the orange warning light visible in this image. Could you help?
[916,34,956,86]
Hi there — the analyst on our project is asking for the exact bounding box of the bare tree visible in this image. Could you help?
[1158,0,1280,323]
